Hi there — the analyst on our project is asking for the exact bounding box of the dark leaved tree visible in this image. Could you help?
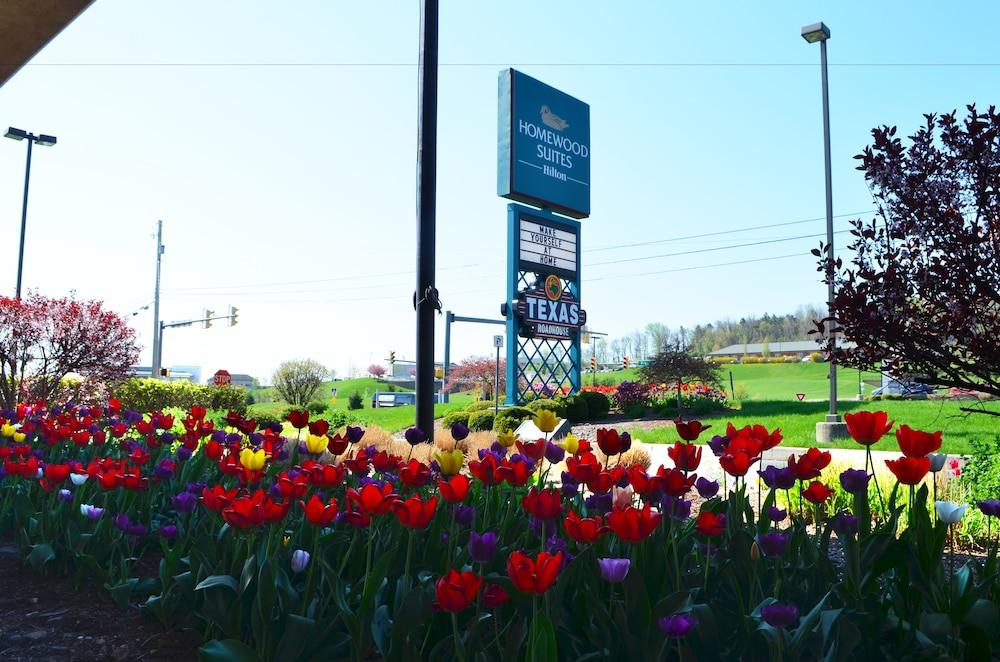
[638,342,721,386]
[817,105,1000,412]
[0,294,138,407]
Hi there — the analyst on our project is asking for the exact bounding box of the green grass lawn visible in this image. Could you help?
[248,377,477,432]
[638,399,999,454]
[595,362,880,401]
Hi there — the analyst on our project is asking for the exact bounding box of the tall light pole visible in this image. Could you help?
[151,220,165,378]
[5,127,57,298]
[801,22,840,423]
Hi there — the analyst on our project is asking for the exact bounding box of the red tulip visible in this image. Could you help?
[787,447,832,481]
[895,425,942,458]
[719,448,756,477]
[308,419,330,437]
[222,490,267,529]
[607,505,662,543]
[469,455,502,486]
[597,428,631,456]
[844,410,893,446]
[497,457,533,487]
[515,439,546,462]
[302,460,346,488]
[506,550,563,594]
[300,495,338,526]
[285,409,309,430]
[727,423,783,451]
[695,510,726,537]
[563,511,608,544]
[327,433,350,455]
[439,474,472,503]
[885,456,930,485]
[202,485,238,512]
[566,452,602,483]
[393,495,437,529]
[342,454,370,475]
[435,569,482,612]
[370,451,402,474]
[657,466,697,497]
[43,463,70,484]
[399,459,431,488]
[276,471,310,498]
[346,482,399,516]
[189,405,206,420]
[668,441,702,472]
[586,470,618,495]
[801,481,833,504]
[674,419,711,442]
[522,487,563,520]
[482,584,510,607]
[626,466,660,496]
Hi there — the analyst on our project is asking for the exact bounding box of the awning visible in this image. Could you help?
[0,0,95,88]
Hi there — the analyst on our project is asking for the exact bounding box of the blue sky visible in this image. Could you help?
[1,1,997,382]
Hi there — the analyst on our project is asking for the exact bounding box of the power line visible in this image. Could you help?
[23,62,1000,68]
[585,210,869,253]
[586,229,851,268]
[585,252,807,282]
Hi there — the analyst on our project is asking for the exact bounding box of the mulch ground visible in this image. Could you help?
[0,542,201,662]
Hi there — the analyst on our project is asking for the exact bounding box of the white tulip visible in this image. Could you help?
[934,500,966,524]
[70,473,88,486]
[928,454,947,473]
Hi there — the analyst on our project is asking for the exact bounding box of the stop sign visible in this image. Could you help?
[213,370,232,386]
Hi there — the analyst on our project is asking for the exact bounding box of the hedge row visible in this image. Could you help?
[112,379,248,414]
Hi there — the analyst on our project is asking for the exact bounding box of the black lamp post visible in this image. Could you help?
[5,127,57,299]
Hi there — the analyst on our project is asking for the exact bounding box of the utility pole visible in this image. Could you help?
[414,0,439,436]
[151,220,164,379]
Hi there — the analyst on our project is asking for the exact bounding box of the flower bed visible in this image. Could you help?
[0,403,998,660]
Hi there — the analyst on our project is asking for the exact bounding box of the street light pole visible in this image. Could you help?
[802,22,839,422]
[152,220,164,379]
[5,127,57,299]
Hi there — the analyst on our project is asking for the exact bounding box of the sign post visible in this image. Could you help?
[213,370,232,387]
[498,69,590,405]
[493,335,504,414]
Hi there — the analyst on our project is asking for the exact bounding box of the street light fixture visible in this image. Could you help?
[801,22,843,434]
[5,126,58,298]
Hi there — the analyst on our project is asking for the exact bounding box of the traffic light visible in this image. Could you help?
[435,367,444,379]
[159,367,170,377]
[623,356,629,370]
[590,356,597,371]
[389,351,396,366]
[204,309,214,329]
[229,305,238,327]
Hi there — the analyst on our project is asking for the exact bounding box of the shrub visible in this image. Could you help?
[613,381,650,412]
[347,393,364,410]
[808,351,824,362]
[625,404,647,418]
[306,400,328,415]
[468,410,496,432]
[493,406,533,433]
[465,401,494,412]
[327,410,352,430]
[559,395,589,423]
[113,378,248,414]
[708,356,737,364]
[526,398,566,417]
[442,411,470,430]
[959,435,1000,503]
[578,390,611,419]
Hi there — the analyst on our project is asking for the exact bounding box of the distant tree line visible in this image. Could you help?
[588,305,825,363]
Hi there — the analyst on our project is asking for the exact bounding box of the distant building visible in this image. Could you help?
[707,340,855,360]
[129,365,202,383]
[205,373,256,389]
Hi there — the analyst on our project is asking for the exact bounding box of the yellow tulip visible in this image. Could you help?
[559,433,580,455]
[239,448,266,471]
[1,423,15,437]
[433,449,464,476]
[533,410,560,434]
[12,432,26,443]
[496,430,518,448]
[305,434,327,454]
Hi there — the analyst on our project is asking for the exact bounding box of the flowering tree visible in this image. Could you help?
[367,364,387,378]
[0,294,138,407]
[818,105,1000,412]
[444,356,506,400]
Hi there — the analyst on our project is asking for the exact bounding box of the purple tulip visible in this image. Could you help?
[561,472,580,498]
[226,433,242,445]
[707,435,729,457]
[489,442,509,457]
[81,504,103,521]
[186,482,207,494]
[978,499,1000,518]
[467,531,498,564]
[153,460,176,481]
[176,445,193,463]
[760,603,799,629]
[58,489,73,503]
[450,422,470,441]
[404,427,427,445]
[172,491,198,513]
[585,492,613,515]
[839,469,871,496]
[695,477,719,499]
[698,542,716,558]
[346,426,365,443]
[127,522,148,537]
[210,430,227,444]
[544,441,565,464]
[834,512,859,535]
[546,535,571,565]
[454,505,476,527]
[659,614,698,638]
[291,549,310,573]
[756,531,790,558]
[160,524,179,540]
[114,513,132,532]
[597,558,630,583]
[663,495,692,521]
[758,465,783,489]
[767,506,787,523]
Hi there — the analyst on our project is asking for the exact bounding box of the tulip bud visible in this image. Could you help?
[750,541,761,562]
[291,549,310,573]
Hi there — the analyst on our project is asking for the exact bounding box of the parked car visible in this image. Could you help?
[871,381,934,398]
